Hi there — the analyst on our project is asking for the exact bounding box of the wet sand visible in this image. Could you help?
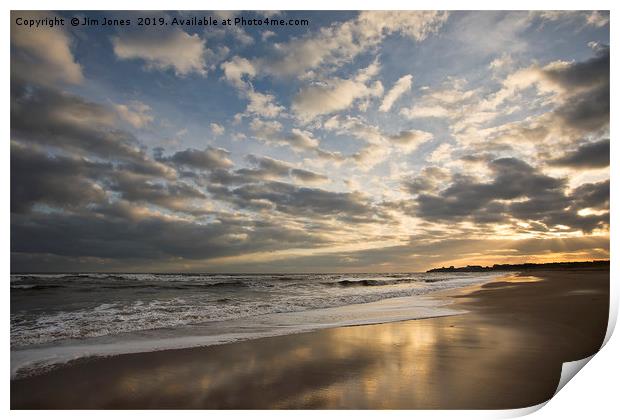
[11,268,609,409]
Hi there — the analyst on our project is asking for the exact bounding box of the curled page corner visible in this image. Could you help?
[554,355,595,396]
[498,401,549,418]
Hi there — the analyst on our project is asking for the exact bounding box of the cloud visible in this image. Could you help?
[11,143,108,213]
[11,138,208,217]
[488,53,514,71]
[427,143,454,163]
[402,46,609,165]
[210,123,225,135]
[315,148,346,163]
[351,144,391,168]
[233,27,254,45]
[478,44,609,125]
[240,155,293,179]
[206,154,330,188]
[323,115,383,143]
[250,118,283,141]
[206,26,254,46]
[261,30,276,41]
[11,208,331,267]
[11,83,147,163]
[114,101,153,128]
[323,116,387,165]
[543,47,610,135]
[245,90,285,118]
[449,11,534,56]
[387,130,433,153]
[541,46,610,95]
[323,115,432,164]
[535,10,609,28]
[11,84,174,184]
[549,139,609,169]
[11,11,83,85]
[220,55,257,88]
[417,157,565,218]
[284,129,320,152]
[105,172,208,214]
[571,180,609,211]
[585,11,610,27]
[249,119,322,154]
[292,62,384,121]
[259,11,448,78]
[164,147,234,170]
[400,77,478,120]
[451,11,607,59]
[380,74,413,112]
[401,105,451,119]
[413,157,608,233]
[402,166,450,195]
[290,169,329,185]
[112,29,208,76]
[208,180,385,224]
[220,58,283,121]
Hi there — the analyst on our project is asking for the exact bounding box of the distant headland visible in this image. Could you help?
[426,260,610,273]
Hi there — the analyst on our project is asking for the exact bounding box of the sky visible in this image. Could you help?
[10,10,610,272]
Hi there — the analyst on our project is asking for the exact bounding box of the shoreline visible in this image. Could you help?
[11,268,608,409]
[10,272,500,379]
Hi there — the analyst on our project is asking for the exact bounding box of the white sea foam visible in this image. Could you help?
[11,294,466,378]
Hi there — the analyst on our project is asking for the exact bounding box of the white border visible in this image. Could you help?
[2,1,617,419]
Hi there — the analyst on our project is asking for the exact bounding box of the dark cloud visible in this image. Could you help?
[11,11,84,86]
[11,209,331,267]
[413,158,608,232]
[236,155,293,179]
[239,155,328,184]
[290,168,328,184]
[549,139,609,168]
[104,171,209,214]
[402,166,450,195]
[11,83,143,161]
[208,180,386,223]
[11,143,109,213]
[10,140,204,216]
[207,169,252,186]
[11,81,174,185]
[554,82,609,134]
[163,146,233,170]
[203,155,330,187]
[548,46,609,134]
[417,158,564,219]
[543,45,609,91]
[571,180,609,210]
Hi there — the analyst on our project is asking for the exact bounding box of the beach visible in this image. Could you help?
[11,268,608,409]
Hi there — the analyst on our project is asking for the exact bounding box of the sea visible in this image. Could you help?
[10,271,502,378]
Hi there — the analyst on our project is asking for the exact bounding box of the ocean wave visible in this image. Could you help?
[11,272,500,348]
[11,284,65,290]
[331,278,423,287]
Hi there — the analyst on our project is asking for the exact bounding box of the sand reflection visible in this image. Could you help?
[85,315,531,409]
